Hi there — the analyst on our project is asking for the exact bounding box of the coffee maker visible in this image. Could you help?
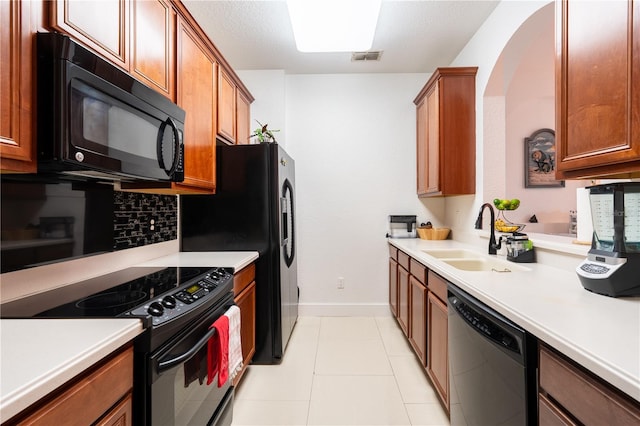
[576,182,640,297]
[386,215,417,238]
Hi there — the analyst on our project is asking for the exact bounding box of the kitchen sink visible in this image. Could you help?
[441,258,530,272]
[422,249,480,259]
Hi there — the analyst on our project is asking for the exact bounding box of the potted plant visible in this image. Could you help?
[250,120,280,143]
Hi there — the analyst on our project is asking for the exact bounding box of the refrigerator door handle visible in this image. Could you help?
[281,196,289,247]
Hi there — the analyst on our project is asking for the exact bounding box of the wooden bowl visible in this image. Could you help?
[417,227,450,240]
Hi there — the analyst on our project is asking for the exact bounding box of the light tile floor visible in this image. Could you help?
[231,316,450,426]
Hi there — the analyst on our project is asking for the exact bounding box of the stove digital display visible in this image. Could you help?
[186,284,201,294]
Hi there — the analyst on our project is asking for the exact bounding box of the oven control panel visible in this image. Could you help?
[127,267,232,326]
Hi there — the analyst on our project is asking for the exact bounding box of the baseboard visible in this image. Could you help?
[298,303,392,317]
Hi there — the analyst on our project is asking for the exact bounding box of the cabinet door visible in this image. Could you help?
[95,394,133,426]
[397,265,410,336]
[131,0,175,99]
[234,280,256,384]
[217,67,237,143]
[416,98,428,194]
[389,257,399,317]
[1,0,36,173]
[556,0,640,178]
[425,83,440,194]
[409,275,427,365]
[414,68,476,196]
[49,0,129,69]
[427,291,449,409]
[175,18,216,192]
[236,90,252,145]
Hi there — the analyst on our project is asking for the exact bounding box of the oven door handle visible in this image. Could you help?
[157,327,217,372]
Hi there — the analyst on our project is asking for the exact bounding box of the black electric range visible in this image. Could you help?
[1,266,237,426]
[1,266,234,351]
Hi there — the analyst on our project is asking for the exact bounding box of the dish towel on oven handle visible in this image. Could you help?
[225,305,243,381]
[207,315,229,387]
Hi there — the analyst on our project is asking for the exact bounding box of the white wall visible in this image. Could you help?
[239,71,439,315]
[285,74,444,315]
[236,70,287,147]
[446,0,553,246]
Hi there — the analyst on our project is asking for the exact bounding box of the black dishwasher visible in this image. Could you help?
[448,284,537,425]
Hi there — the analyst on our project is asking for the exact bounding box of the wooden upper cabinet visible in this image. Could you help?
[236,90,252,145]
[414,67,477,197]
[50,0,176,100]
[415,98,428,194]
[49,0,129,69]
[174,17,217,193]
[425,84,440,194]
[217,67,237,144]
[1,0,37,173]
[555,0,640,179]
[131,0,175,100]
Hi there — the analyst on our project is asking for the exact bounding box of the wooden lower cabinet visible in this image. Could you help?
[426,270,449,409]
[427,290,448,408]
[11,346,133,426]
[389,257,399,317]
[232,263,256,385]
[95,394,133,426]
[397,264,410,336]
[538,343,640,425]
[388,244,399,317]
[388,245,449,411]
[409,275,427,365]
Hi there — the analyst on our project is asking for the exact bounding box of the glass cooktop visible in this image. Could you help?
[0,266,213,318]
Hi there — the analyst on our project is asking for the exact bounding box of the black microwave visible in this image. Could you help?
[37,32,184,183]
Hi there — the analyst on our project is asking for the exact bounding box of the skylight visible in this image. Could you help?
[286,0,382,53]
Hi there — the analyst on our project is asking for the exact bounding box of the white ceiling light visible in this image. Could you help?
[286,0,382,53]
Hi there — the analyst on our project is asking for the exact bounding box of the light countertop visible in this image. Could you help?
[389,238,640,403]
[0,251,259,422]
[137,251,259,272]
[0,319,143,422]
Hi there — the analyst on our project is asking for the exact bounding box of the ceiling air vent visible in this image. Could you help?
[351,51,382,62]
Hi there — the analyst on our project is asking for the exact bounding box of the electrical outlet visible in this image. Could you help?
[337,277,345,289]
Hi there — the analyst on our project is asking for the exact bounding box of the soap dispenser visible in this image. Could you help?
[504,232,536,263]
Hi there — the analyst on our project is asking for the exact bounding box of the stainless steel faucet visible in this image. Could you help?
[475,203,501,255]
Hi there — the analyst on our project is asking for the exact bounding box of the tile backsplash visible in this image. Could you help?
[1,179,177,273]
[113,191,177,250]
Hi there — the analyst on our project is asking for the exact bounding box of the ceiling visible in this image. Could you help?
[181,0,500,74]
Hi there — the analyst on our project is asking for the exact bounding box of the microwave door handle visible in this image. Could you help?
[157,117,181,176]
[157,327,217,372]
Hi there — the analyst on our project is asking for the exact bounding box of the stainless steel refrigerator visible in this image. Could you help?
[180,143,298,364]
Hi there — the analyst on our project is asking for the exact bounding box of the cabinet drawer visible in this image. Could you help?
[538,393,576,426]
[388,245,398,260]
[410,259,426,284]
[427,270,447,302]
[539,344,640,425]
[233,263,256,295]
[398,251,410,270]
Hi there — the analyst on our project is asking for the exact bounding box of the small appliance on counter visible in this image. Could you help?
[576,182,640,297]
[386,215,417,238]
[502,232,536,263]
